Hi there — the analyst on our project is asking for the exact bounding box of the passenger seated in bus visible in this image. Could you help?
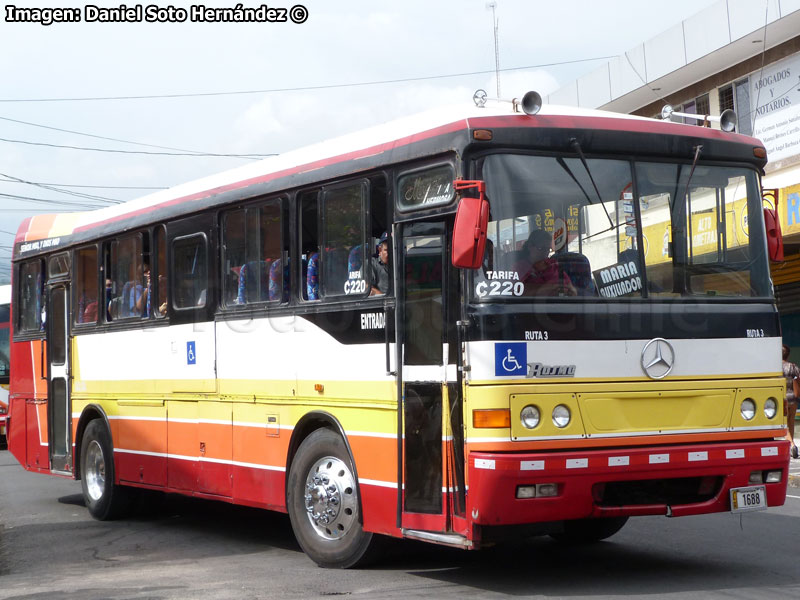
[512,230,576,296]
[369,234,390,296]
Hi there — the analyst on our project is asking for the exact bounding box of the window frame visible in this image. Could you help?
[171,232,209,313]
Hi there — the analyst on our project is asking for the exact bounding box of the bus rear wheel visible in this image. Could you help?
[80,420,132,520]
[287,428,376,568]
[550,516,629,543]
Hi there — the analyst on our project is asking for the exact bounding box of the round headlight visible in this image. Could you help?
[521,405,540,429]
[741,398,756,421]
[764,397,778,419]
[552,404,571,428]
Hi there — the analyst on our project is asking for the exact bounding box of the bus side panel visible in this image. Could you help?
[9,338,49,472]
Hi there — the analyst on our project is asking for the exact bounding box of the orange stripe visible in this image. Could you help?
[25,214,57,242]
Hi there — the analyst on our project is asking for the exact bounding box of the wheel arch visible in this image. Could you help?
[74,404,111,481]
[285,411,363,523]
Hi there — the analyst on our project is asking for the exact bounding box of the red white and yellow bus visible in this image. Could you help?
[7,95,790,567]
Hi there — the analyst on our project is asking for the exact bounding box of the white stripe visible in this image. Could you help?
[108,415,166,422]
[357,478,396,489]
[512,434,585,442]
[689,451,708,462]
[726,449,745,459]
[114,448,286,472]
[466,436,510,444]
[566,458,588,469]
[649,454,670,464]
[761,447,778,456]
[609,456,630,467]
[521,460,545,471]
[475,459,496,470]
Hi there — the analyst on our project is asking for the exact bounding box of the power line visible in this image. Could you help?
[0,114,272,157]
[0,136,275,159]
[0,176,167,191]
[0,172,121,203]
[0,192,114,209]
[0,57,618,103]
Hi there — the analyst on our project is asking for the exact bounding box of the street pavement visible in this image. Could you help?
[789,453,800,487]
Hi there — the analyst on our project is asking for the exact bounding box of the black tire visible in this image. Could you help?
[550,516,629,543]
[80,420,132,520]
[287,428,378,568]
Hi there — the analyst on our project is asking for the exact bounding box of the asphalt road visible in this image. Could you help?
[1,450,800,600]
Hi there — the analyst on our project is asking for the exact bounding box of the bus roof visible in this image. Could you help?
[13,100,765,259]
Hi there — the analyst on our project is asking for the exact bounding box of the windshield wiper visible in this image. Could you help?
[569,138,614,228]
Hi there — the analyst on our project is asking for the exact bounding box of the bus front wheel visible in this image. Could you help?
[550,516,629,543]
[80,420,132,520]
[287,428,376,568]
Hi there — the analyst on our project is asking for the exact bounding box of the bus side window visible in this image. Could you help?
[369,174,390,296]
[17,259,44,333]
[173,235,208,309]
[154,225,168,317]
[75,246,99,324]
[323,182,366,298]
[299,191,320,301]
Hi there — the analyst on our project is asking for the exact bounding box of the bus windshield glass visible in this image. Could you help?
[473,153,770,300]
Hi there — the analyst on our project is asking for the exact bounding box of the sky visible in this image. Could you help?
[0,0,722,283]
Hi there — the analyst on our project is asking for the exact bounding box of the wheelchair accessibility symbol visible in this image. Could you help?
[187,341,196,365]
[494,342,526,376]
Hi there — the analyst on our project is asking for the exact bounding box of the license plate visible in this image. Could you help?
[730,485,767,513]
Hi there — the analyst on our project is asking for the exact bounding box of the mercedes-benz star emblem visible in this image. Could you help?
[640,338,675,379]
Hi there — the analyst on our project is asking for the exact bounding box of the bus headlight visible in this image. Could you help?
[520,405,540,429]
[764,397,778,419]
[552,405,571,428]
[740,398,756,421]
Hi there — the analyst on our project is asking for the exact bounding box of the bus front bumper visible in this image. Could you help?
[466,439,790,525]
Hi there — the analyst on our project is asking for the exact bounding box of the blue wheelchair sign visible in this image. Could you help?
[187,341,196,365]
[495,342,526,376]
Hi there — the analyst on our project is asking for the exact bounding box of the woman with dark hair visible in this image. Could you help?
[782,344,799,459]
[512,230,575,297]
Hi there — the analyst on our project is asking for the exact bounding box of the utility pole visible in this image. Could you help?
[487,2,500,97]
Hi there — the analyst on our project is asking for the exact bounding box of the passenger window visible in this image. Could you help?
[17,259,44,333]
[75,247,98,324]
[108,233,149,320]
[300,192,320,301]
[154,226,168,317]
[173,235,208,309]
[323,183,366,297]
[222,199,285,307]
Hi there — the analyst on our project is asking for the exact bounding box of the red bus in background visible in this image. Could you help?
[0,284,10,444]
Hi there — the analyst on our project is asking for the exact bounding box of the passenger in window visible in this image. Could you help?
[121,263,149,317]
[370,233,390,296]
[513,230,576,297]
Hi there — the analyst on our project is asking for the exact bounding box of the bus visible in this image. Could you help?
[0,284,9,444]
[7,95,790,568]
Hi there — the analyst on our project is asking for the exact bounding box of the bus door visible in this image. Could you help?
[46,282,72,474]
[397,221,466,538]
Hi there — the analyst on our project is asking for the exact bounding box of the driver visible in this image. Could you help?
[512,229,576,297]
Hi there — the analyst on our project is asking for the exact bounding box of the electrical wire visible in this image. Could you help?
[0,176,165,191]
[0,136,274,159]
[0,172,122,203]
[0,114,274,158]
[0,57,618,103]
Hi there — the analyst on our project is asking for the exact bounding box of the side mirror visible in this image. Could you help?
[763,188,783,263]
[452,179,489,269]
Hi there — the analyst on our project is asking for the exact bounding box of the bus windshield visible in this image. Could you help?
[473,153,770,300]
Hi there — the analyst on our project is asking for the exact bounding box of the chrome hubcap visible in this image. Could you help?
[85,440,106,501]
[304,456,357,540]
